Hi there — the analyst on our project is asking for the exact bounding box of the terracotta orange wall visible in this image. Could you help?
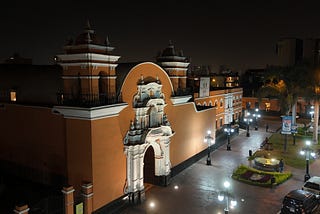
[62,62,217,211]
[91,117,126,210]
[0,104,66,176]
[167,103,215,166]
[118,62,173,136]
[118,62,215,167]
[65,119,93,195]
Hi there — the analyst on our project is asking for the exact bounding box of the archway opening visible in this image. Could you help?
[143,146,156,185]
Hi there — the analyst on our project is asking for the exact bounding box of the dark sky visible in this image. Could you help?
[1,0,320,72]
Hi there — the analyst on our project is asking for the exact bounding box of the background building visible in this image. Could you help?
[276,37,303,66]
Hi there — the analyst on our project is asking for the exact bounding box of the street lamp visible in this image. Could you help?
[309,106,314,130]
[224,124,234,151]
[300,140,316,182]
[252,108,261,130]
[218,180,237,214]
[204,130,214,165]
[244,116,253,137]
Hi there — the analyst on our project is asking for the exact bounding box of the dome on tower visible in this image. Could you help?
[156,40,188,63]
[74,20,105,45]
[161,40,176,56]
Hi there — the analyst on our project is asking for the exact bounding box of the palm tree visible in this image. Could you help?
[310,68,320,144]
[257,63,314,151]
[257,67,291,152]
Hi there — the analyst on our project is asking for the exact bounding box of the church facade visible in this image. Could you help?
[0,23,242,213]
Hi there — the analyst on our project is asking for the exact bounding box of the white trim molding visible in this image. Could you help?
[56,53,120,63]
[158,61,190,68]
[81,193,94,198]
[62,76,101,79]
[13,208,30,214]
[170,95,192,105]
[52,103,128,120]
[61,188,75,194]
[59,62,118,68]
[165,68,188,72]
[64,44,115,52]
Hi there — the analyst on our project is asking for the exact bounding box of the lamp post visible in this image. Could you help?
[309,106,314,130]
[204,130,214,165]
[224,124,234,151]
[252,108,261,130]
[218,180,237,214]
[244,115,253,137]
[300,140,316,182]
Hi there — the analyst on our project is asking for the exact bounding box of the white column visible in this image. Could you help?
[163,139,171,175]
[138,144,145,191]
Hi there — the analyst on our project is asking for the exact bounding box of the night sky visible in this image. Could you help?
[1,0,320,72]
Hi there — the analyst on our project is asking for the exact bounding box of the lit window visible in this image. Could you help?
[265,102,270,111]
[10,91,16,102]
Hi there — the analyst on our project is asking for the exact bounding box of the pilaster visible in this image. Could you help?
[13,204,29,214]
[81,182,93,214]
[62,186,75,214]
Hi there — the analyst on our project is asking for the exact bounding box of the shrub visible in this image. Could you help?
[232,165,292,187]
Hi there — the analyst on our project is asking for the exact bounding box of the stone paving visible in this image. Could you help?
[121,116,320,214]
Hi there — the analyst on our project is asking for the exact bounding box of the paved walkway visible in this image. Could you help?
[121,116,320,214]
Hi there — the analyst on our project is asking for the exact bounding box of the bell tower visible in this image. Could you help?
[156,41,190,95]
[56,21,120,105]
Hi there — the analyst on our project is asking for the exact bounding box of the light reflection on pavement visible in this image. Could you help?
[121,116,319,214]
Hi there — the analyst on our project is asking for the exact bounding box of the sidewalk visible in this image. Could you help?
[121,117,315,214]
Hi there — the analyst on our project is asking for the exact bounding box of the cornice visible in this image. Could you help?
[52,103,128,120]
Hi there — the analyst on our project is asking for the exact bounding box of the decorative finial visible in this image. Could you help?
[105,36,110,46]
[130,120,135,130]
[84,20,94,34]
[85,31,92,43]
[140,75,144,84]
[86,20,91,30]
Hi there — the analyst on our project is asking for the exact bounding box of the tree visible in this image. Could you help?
[257,63,314,151]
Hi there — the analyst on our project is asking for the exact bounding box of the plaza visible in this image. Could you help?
[119,116,320,214]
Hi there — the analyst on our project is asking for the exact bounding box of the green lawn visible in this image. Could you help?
[252,133,320,169]
[233,125,320,187]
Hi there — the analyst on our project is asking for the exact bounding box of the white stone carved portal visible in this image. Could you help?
[123,76,174,203]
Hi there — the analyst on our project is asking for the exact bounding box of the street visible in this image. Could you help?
[121,116,320,214]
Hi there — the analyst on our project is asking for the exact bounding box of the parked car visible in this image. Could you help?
[302,176,320,196]
[280,189,320,214]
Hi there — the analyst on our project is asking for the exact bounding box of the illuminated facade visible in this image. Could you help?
[0,23,243,213]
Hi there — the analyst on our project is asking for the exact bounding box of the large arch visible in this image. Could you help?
[121,64,174,204]
[143,146,155,184]
[123,126,173,204]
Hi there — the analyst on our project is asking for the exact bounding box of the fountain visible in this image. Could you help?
[253,157,280,171]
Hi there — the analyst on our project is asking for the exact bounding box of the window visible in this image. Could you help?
[265,102,270,111]
[10,91,16,102]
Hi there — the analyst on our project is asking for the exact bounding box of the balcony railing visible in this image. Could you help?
[56,92,123,107]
